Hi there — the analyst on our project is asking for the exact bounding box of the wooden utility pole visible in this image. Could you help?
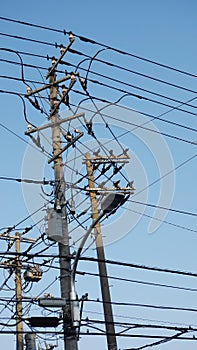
[15,232,23,350]
[49,69,78,350]
[85,153,118,350]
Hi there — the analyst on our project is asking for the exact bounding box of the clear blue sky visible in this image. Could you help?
[0,1,197,349]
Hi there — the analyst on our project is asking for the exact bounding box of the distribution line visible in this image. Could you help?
[2,253,197,294]
[123,206,197,234]
[1,56,196,111]
[128,199,197,217]
[0,16,196,78]
[87,298,197,313]
[69,48,197,94]
[78,256,197,278]
[1,88,196,148]
[80,270,197,293]
[1,70,197,129]
[0,31,196,95]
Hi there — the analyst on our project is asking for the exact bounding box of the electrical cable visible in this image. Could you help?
[0,176,54,185]
[3,251,197,280]
[1,53,197,122]
[78,256,197,278]
[0,89,36,127]
[0,48,29,87]
[2,56,196,115]
[123,206,197,234]
[1,30,196,96]
[1,16,196,78]
[2,85,197,147]
[86,297,197,313]
[80,270,197,293]
[69,48,197,94]
[4,67,194,119]
[0,31,55,48]
[127,199,197,217]
[82,318,197,332]
[123,330,188,350]
[69,97,197,142]
[2,202,49,236]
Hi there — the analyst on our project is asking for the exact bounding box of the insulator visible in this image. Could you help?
[60,45,65,55]
[74,128,81,134]
[109,149,115,157]
[62,85,68,94]
[26,86,32,94]
[70,199,75,215]
[68,32,75,42]
[52,56,56,65]
[27,124,32,131]
[113,180,121,189]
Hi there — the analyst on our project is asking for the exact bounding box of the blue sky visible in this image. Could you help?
[0,1,197,349]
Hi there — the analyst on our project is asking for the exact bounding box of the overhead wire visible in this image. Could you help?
[77,256,197,278]
[123,206,197,234]
[0,17,196,348]
[1,55,197,115]
[2,68,197,119]
[127,199,197,217]
[0,176,54,185]
[69,96,197,139]
[1,76,197,145]
[123,330,188,350]
[86,297,197,314]
[83,308,197,329]
[0,16,196,78]
[0,48,29,87]
[80,270,197,293]
[0,30,196,97]
[0,89,36,126]
[69,47,197,94]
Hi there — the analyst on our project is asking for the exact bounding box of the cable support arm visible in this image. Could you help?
[46,32,75,79]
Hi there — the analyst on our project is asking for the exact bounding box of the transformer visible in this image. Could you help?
[46,208,68,244]
[24,265,42,282]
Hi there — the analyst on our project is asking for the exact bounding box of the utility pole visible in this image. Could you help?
[49,69,78,350]
[85,153,118,350]
[24,34,133,350]
[25,334,36,350]
[15,232,23,350]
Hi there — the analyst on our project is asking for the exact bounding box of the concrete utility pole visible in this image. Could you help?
[25,334,36,350]
[85,153,118,350]
[49,69,78,350]
[15,232,23,350]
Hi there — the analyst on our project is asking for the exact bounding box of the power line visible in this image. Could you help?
[87,298,197,314]
[0,176,54,185]
[0,31,196,96]
[78,256,197,278]
[128,199,197,217]
[1,88,196,148]
[123,207,197,234]
[69,101,197,145]
[0,16,196,78]
[0,31,55,48]
[83,318,197,332]
[123,330,188,350]
[2,72,197,119]
[2,252,197,279]
[69,48,197,95]
[80,270,197,293]
[1,203,47,235]
[2,72,197,136]
[1,54,197,114]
